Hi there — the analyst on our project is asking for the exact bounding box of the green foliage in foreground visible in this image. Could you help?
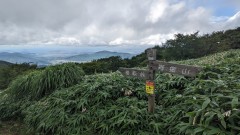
[1,50,240,134]
[0,63,84,120]
[0,63,37,90]
[8,63,85,101]
[24,73,154,135]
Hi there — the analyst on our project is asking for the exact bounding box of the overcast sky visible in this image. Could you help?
[0,0,240,47]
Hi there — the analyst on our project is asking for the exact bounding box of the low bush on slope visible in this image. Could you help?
[24,54,240,134]
[24,73,155,134]
[1,50,240,134]
[0,63,85,120]
[177,49,240,66]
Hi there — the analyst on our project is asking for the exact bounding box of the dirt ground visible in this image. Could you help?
[0,121,28,135]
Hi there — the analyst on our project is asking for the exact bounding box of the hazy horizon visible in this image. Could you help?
[0,44,152,57]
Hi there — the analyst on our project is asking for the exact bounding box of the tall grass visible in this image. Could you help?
[8,63,84,101]
[22,51,240,134]
[176,49,240,66]
[1,50,240,134]
[0,63,84,120]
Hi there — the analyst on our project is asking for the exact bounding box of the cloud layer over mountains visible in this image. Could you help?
[0,0,240,46]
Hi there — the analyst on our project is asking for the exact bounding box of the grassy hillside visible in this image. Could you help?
[0,60,13,67]
[0,50,240,134]
[0,63,37,90]
[176,49,240,66]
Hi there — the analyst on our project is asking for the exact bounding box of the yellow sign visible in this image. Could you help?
[146,81,154,94]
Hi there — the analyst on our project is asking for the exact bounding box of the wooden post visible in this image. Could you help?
[118,48,202,114]
[147,49,156,113]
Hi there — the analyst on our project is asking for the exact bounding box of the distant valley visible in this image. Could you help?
[0,51,134,66]
[0,52,50,66]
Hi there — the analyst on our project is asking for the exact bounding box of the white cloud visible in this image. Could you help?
[45,37,81,45]
[146,0,168,23]
[82,25,99,37]
[140,34,175,45]
[0,0,239,46]
[210,16,229,23]
[88,37,107,45]
[109,37,133,45]
[227,11,240,22]
[224,11,240,29]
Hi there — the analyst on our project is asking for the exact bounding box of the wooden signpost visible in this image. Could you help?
[150,61,202,77]
[118,49,202,113]
[118,68,149,79]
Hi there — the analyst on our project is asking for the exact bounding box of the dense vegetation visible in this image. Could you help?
[79,27,240,74]
[0,63,85,120]
[0,27,239,134]
[0,60,12,67]
[0,63,37,90]
[78,56,128,75]
[0,49,239,134]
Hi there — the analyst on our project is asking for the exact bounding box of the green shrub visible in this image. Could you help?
[23,52,240,135]
[8,63,85,101]
[1,50,240,134]
[23,73,161,134]
[0,63,84,120]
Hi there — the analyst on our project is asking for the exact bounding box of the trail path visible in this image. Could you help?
[0,121,28,135]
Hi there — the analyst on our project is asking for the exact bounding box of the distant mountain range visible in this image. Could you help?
[64,51,133,62]
[0,51,134,66]
[0,52,50,65]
